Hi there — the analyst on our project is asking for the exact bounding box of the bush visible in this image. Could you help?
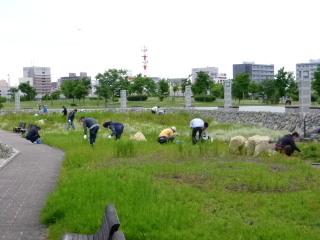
[89,97,103,100]
[194,95,216,102]
[127,95,148,101]
[158,95,165,101]
[311,94,318,102]
[70,103,77,106]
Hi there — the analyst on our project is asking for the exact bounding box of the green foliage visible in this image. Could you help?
[274,67,292,98]
[113,140,136,157]
[194,95,216,102]
[127,95,148,101]
[157,78,170,97]
[130,75,156,95]
[311,64,320,95]
[311,94,318,102]
[259,79,277,104]
[211,83,223,98]
[180,76,191,95]
[50,90,62,100]
[191,71,212,95]
[70,103,77,106]
[18,81,37,101]
[232,73,251,103]
[158,95,165,101]
[299,143,320,162]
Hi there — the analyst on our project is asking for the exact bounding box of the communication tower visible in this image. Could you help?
[141,46,148,77]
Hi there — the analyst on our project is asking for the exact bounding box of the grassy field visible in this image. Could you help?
[0,96,310,110]
[1,111,320,240]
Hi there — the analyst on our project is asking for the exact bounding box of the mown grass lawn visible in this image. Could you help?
[0,111,320,240]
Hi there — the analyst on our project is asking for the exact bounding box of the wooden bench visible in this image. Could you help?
[13,122,26,133]
[21,123,36,136]
[60,203,125,240]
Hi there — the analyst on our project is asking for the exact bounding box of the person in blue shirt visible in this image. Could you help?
[103,121,124,140]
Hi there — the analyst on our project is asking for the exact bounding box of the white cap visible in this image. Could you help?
[171,127,176,132]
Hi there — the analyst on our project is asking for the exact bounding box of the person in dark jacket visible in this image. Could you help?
[103,121,124,140]
[26,126,41,144]
[62,106,68,119]
[79,116,100,146]
[66,109,78,130]
[275,132,301,156]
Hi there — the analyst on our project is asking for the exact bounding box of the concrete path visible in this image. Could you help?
[0,129,64,240]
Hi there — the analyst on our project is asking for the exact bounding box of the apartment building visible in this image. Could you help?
[233,62,274,83]
[296,59,320,82]
[20,67,52,95]
[191,66,227,84]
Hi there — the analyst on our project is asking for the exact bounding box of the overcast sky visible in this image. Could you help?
[0,0,319,86]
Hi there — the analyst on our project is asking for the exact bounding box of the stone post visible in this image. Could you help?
[15,92,20,111]
[185,86,191,107]
[299,70,311,114]
[120,90,126,109]
[224,80,232,110]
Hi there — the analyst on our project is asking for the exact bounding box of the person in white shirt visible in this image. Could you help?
[190,118,205,145]
[195,122,210,141]
[151,106,160,114]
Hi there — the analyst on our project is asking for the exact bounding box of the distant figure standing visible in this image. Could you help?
[37,100,42,110]
[103,121,124,140]
[62,106,68,119]
[26,126,41,144]
[190,118,205,145]
[151,106,160,114]
[43,105,48,114]
[67,109,78,130]
[79,116,100,147]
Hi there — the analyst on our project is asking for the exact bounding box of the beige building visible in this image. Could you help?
[20,67,52,95]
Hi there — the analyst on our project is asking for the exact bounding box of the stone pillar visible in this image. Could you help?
[299,70,311,114]
[185,86,191,107]
[120,90,126,109]
[224,80,232,110]
[15,92,20,111]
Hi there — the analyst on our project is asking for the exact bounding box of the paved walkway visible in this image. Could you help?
[0,129,64,240]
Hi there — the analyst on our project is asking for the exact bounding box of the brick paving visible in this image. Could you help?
[0,129,64,240]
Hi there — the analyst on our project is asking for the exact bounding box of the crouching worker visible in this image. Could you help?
[275,132,301,156]
[26,126,41,144]
[158,127,176,144]
[103,121,124,140]
[196,122,210,141]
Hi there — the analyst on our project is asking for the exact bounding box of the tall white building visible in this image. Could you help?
[296,59,320,82]
[192,66,227,84]
[20,67,52,95]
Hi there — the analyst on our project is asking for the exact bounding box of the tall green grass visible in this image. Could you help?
[1,111,320,240]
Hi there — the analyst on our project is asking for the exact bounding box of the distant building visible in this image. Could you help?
[191,66,227,84]
[296,59,320,82]
[20,67,52,95]
[233,62,274,83]
[58,72,91,87]
[0,80,11,101]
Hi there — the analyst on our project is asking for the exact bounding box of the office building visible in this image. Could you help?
[296,59,320,82]
[20,67,52,95]
[233,62,274,83]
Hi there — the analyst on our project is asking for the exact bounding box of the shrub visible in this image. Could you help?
[194,95,216,102]
[311,94,317,102]
[158,95,165,101]
[89,97,103,100]
[70,103,77,107]
[127,95,148,101]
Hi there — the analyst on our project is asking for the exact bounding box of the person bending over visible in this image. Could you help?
[26,126,41,144]
[103,121,124,140]
[79,116,100,147]
[158,127,176,144]
[190,118,205,145]
[275,132,301,156]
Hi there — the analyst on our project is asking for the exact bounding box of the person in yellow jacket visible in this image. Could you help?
[158,127,176,144]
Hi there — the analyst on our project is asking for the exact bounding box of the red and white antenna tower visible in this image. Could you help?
[141,46,148,77]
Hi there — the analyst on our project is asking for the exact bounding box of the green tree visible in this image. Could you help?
[180,76,191,98]
[18,82,37,101]
[248,81,259,99]
[211,83,223,98]
[274,67,290,98]
[258,79,278,104]
[95,69,128,104]
[130,75,156,95]
[157,78,170,101]
[9,87,19,100]
[311,64,320,95]
[172,82,180,102]
[60,80,77,101]
[74,84,89,103]
[0,96,6,109]
[286,77,299,100]
[50,90,62,100]
[191,71,212,95]
[232,73,251,104]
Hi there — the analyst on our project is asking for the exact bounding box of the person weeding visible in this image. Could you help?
[62,106,68,119]
[190,118,205,145]
[195,122,210,141]
[67,109,77,130]
[103,121,124,140]
[158,127,176,144]
[275,132,301,156]
[79,116,100,147]
[151,106,160,114]
[26,126,41,144]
